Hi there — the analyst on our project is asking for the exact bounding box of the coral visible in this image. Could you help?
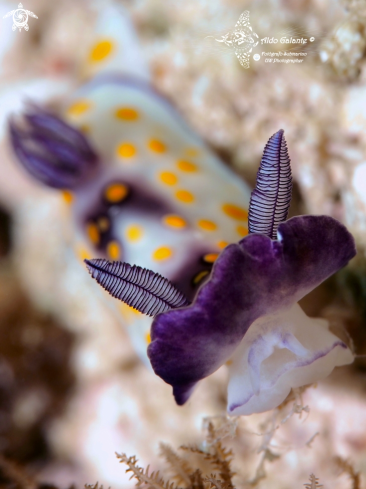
[159,443,193,486]
[334,456,360,489]
[320,0,366,80]
[102,411,364,489]
[116,419,236,489]
[181,421,235,489]
[117,453,180,489]
[85,483,108,489]
[303,474,323,489]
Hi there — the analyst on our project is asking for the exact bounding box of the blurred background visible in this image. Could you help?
[0,0,366,488]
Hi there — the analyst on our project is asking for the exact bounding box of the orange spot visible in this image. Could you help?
[217,241,228,249]
[115,107,139,121]
[148,139,166,153]
[193,270,209,285]
[237,225,248,237]
[177,160,198,172]
[225,360,233,366]
[86,223,99,245]
[175,190,194,203]
[145,332,151,344]
[67,100,91,116]
[97,217,110,232]
[222,204,248,221]
[153,246,172,261]
[90,40,113,62]
[117,143,136,158]
[119,303,142,321]
[203,253,219,263]
[107,241,121,260]
[61,190,73,204]
[160,172,178,186]
[77,246,91,261]
[104,183,129,203]
[126,225,143,242]
[163,215,187,229]
[198,219,217,231]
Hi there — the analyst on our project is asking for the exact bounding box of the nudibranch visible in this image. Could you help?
[85,129,356,416]
[7,5,251,363]
[7,5,356,414]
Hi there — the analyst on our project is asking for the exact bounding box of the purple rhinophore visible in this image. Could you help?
[85,259,191,317]
[9,105,98,189]
[248,129,292,239]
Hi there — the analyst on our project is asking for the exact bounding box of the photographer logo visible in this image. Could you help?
[3,3,38,32]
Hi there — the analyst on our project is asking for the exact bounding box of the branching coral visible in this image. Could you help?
[159,443,194,487]
[116,419,236,489]
[303,474,323,489]
[117,453,182,489]
[181,422,235,489]
[109,412,359,489]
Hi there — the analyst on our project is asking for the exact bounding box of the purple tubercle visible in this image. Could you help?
[8,105,98,189]
[248,129,292,239]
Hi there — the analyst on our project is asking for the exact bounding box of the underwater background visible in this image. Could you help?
[0,0,365,488]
